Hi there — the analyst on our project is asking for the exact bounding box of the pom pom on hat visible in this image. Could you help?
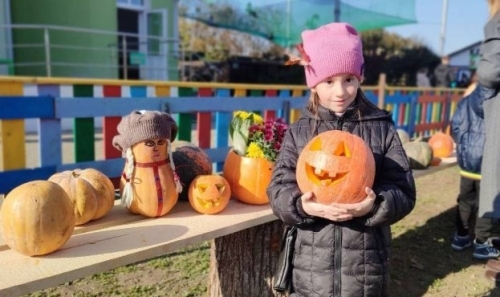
[300,22,364,88]
[112,110,178,152]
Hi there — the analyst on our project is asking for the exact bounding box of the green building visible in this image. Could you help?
[0,0,179,80]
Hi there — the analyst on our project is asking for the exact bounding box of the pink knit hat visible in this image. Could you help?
[301,22,364,88]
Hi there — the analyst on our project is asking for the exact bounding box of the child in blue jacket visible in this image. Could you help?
[450,83,499,259]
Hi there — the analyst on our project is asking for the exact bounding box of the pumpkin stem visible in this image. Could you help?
[71,171,81,178]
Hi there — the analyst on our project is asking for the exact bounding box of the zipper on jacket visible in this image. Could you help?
[333,224,342,297]
[336,117,344,130]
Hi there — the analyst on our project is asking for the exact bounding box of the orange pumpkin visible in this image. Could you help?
[296,130,376,204]
[0,180,75,256]
[222,150,273,205]
[428,132,454,158]
[119,138,179,217]
[49,170,98,225]
[188,175,231,214]
[75,168,116,221]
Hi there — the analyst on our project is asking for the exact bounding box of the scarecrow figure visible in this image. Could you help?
[113,110,182,217]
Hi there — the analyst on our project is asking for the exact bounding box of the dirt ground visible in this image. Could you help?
[390,166,500,297]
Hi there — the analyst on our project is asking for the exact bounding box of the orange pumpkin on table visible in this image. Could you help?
[48,168,115,225]
[0,180,75,256]
[112,110,182,218]
[296,130,376,204]
[188,175,231,214]
[428,132,454,158]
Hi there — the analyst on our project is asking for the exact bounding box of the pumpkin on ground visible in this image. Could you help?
[403,140,433,169]
[188,175,231,214]
[74,168,115,220]
[49,170,98,225]
[397,129,411,144]
[222,149,273,205]
[0,180,75,256]
[296,130,376,204]
[172,141,213,201]
[428,132,454,158]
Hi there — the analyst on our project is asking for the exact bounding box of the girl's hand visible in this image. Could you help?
[301,191,354,222]
[333,187,377,217]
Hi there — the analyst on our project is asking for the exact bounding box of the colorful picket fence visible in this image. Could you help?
[0,77,464,194]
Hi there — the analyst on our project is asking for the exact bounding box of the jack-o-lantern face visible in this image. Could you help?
[188,175,231,214]
[296,130,375,204]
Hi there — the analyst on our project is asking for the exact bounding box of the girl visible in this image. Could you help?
[267,22,416,297]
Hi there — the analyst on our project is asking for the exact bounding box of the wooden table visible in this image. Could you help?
[0,156,457,297]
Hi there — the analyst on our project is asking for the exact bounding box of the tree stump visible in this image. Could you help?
[208,219,289,297]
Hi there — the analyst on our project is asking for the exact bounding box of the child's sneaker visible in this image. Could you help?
[451,233,472,251]
[473,239,500,260]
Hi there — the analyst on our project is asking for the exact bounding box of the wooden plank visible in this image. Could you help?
[54,97,308,118]
[214,89,231,172]
[38,118,62,167]
[0,96,54,119]
[177,87,195,142]
[0,81,25,171]
[102,85,122,159]
[412,154,457,178]
[197,87,212,148]
[0,200,277,297]
[290,89,304,123]
[130,86,147,97]
[0,166,57,194]
[0,119,26,170]
[73,85,95,162]
[264,89,277,120]
[0,200,193,251]
[57,159,124,178]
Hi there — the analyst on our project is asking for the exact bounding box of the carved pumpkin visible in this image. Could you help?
[188,175,231,214]
[172,141,213,201]
[222,150,273,205]
[119,138,179,217]
[428,132,454,158]
[0,180,75,256]
[296,130,376,204]
[49,170,98,225]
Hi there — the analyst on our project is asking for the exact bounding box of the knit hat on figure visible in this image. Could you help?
[300,22,364,88]
[112,110,178,152]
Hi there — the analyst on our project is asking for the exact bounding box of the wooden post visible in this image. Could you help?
[377,73,386,109]
[208,220,289,297]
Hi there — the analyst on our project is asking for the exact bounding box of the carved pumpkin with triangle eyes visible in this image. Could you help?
[296,130,376,204]
[188,175,231,214]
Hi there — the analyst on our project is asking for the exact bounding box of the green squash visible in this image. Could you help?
[403,140,433,169]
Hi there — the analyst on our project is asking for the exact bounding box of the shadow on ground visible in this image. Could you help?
[390,206,500,296]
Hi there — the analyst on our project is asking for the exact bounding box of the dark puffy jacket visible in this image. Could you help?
[267,91,416,297]
[450,84,495,177]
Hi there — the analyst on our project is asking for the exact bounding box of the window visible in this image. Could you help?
[117,0,145,8]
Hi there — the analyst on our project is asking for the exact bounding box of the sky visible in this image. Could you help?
[386,0,489,56]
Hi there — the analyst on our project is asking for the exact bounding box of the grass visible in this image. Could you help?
[23,165,500,297]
